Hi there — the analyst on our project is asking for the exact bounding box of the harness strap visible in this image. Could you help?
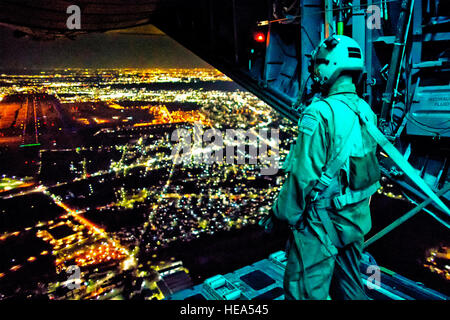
[331,97,450,216]
[308,98,380,248]
[312,181,380,249]
[332,181,381,210]
[314,206,344,248]
[307,99,358,248]
[310,102,357,200]
[315,181,380,210]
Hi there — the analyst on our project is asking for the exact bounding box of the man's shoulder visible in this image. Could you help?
[297,99,333,136]
[302,98,333,121]
[304,97,331,112]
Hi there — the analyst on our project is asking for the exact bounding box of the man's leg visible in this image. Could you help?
[329,239,369,300]
[284,226,337,300]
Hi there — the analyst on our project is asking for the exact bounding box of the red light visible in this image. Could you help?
[254,32,265,43]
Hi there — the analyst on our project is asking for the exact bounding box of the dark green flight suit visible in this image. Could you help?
[272,78,379,300]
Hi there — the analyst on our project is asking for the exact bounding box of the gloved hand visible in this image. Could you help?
[258,213,276,233]
[258,207,290,235]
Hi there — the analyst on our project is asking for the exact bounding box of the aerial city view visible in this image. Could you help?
[0,66,296,299]
[0,0,448,302]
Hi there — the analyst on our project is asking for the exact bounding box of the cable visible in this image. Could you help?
[402,191,450,228]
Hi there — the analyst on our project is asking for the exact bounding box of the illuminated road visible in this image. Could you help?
[46,190,131,256]
[20,96,40,146]
[33,97,38,144]
[21,97,27,145]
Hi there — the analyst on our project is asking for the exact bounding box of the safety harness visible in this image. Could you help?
[306,97,381,248]
[306,95,450,248]
[288,95,449,298]
[334,97,449,216]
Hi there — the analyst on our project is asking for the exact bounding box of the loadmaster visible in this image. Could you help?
[261,35,381,300]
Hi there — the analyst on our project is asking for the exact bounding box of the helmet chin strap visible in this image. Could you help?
[310,79,330,96]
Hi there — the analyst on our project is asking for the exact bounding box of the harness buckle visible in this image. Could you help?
[332,197,344,210]
[310,190,319,202]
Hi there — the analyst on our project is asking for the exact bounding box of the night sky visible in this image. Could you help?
[0,25,211,69]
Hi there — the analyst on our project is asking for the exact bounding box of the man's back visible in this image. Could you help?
[317,93,378,245]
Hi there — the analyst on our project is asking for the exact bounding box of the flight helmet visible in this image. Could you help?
[309,35,364,87]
